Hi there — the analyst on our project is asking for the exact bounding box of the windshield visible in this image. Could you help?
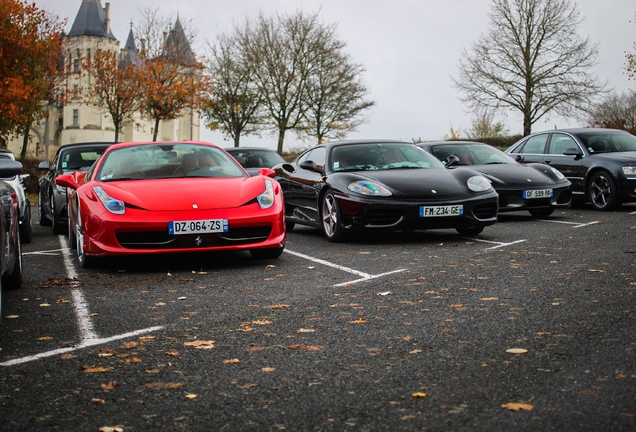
[227,149,285,168]
[330,143,444,172]
[575,132,636,154]
[430,144,516,165]
[97,143,247,181]
[60,147,108,171]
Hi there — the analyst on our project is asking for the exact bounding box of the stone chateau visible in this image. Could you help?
[7,0,200,160]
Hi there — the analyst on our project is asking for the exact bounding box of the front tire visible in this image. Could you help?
[75,201,94,268]
[321,191,346,242]
[39,193,51,226]
[588,171,619,211]
[250,246,285,259]
[20,204,32,243]
[51,193,64,234]
[528,208,554,218]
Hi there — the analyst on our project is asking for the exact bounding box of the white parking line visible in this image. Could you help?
[540,219,599,228]
[23,248,63,256]
[1,237,163,367]
[284,248,406,286]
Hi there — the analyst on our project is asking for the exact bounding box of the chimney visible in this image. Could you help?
[104,3,111,34]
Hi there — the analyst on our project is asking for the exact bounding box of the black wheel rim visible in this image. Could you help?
[590,175,611,208]
[322,194,338,237]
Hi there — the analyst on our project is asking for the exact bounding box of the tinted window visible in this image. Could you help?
[517,134,548,154]
[548,133,579,155]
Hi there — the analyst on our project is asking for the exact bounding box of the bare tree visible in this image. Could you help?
[587,91,636,133]
[301,46,374,144]
[203,32,264,147]
[626,12,636,84]
[453,0,606,136]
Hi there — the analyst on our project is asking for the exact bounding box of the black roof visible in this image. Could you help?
[68,0,116,40]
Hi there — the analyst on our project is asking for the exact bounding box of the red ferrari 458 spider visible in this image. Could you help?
[54,141,286,267]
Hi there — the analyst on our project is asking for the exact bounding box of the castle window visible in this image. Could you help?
[73,109,79,126]
[73,58,80,73]
[72,85,79,100]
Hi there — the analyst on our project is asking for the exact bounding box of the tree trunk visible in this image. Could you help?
[234,134,240,147]
[20,121,31,160]
[153,117,160,141]
[114,121,120,143]
[523,113,532,137]
[277,129,285,155]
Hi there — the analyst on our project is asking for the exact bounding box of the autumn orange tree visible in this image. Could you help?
[84,49,142,142]
[135,8,208,141]
[0,0,65,155]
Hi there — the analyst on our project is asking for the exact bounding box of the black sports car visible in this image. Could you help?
[225,147,286,176]
[505,128,636,210]
[0,159,24,321]
[273,140,499,241]
[38,142,113,233]
[418,141,572,218]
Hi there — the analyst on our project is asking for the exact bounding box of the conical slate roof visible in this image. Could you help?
[68,0,117,40]
[163,17,196,65]
[119,27,141,67]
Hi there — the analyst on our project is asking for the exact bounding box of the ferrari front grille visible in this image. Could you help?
[116,226,272,249]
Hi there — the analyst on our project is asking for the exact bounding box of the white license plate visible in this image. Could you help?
[168,219,228,235]
[420,205,463,217]
[523,189,553,199]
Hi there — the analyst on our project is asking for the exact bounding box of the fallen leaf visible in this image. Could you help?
[262,367,276,372]
[300,345,324,351]
[99,427,124,432]
[506,348,528,354]
[265,265,276,269]
[177,297,188,300]
[139,336,155,341]
[37,336,54,341]
[184,340,216,349]
[145,369,160,374]
[39,303,51,307]
[185,393,197,399]
[223,359,240,364]
[101,381,118,391]
[480,298,499,301]
[98,349,115,357]
[4,315,19,319]
[237,326,253,332]
[349,318,366,324]
[501,402,534,411]
[412,392,427,398]
[269,304,290,309]
[89,313,99,317]
[59,353,76,360]
[123,357,142,364]
[377,291,392,296]
[252,320,272,325]
[81,366,112,373]
[91,398,106,405]
[166,350,179,356]
[297,328,315,333]
[122,342,138,349]
[409,349,422,355]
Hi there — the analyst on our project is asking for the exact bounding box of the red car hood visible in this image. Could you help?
[95,177,267,211]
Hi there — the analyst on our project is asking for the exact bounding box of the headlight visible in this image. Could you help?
[348,181,392,196]
[93,186,125,214]
[550,167,565,179]
[467,176,492,192]
[257,180,275,209]
[622,166,636,176]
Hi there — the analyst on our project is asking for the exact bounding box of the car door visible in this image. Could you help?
[544,132,586,195]
[508,133,549,164]
[279,147,326,225]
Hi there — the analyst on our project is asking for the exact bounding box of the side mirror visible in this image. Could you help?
[299,160,323,174]
[54,174,79,190]
[38,160,50,170]
[445,155,460,167]
[258,167,276,178]
[563,147,583,157]
[0,160,23,178]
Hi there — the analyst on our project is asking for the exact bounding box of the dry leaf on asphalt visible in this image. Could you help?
[166,350,179,356]
[101,382,118,391]
[91,398,106,405]
[145,382,185,389]
[349,318,366,324]
[297,328,315,333]
[506,348,528,354]
[252,320,272,325]
[262,367,276,372]
[81,366,112,373]
[501,402,534,411]
[99,427,124,432]
[185,393,197,399]
[223,359,240,364]
[184,340,215,349]
[412,392,427,398]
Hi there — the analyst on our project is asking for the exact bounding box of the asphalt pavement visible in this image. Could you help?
[1,204,635,431]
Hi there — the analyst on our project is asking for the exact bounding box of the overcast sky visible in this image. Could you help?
[36,0,635,151]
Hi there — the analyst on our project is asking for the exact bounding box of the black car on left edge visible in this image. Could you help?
[0,159,24,322]
[273,140,499,241]
[38,142,114,233]
[418,141,572,218]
